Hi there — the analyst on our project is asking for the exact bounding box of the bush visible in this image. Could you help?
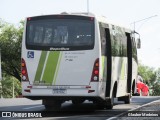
[0,76,21,98]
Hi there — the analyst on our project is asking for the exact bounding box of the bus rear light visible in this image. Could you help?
[27,86,32,88]
[86,86,91,88]
[21,58,29,81]
[91,58,99,82]
[94,70,99,75]
[21,63,25,67]
[27,17,31,21]
[22,70,26,75]
[93,76,98,81]
[24,89,31,93]
[88,90,95,93]
[95,63,99,67]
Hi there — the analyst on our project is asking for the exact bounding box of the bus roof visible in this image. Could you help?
[68,12,133,33]
[27,12,133,33]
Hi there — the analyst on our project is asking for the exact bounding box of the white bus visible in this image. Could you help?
[21,13,140,110]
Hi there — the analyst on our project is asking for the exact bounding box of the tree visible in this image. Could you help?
[0,76,21,98]
[138,63,156,86]
[156,68,160,82]
[152,68,160,96]
[138,63,160,96]
[0,20,24,82]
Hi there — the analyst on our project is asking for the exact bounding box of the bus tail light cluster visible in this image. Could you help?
[91,58,99,82]
[21,58,29,81]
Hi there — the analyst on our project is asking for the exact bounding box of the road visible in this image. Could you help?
[0,96,160,120]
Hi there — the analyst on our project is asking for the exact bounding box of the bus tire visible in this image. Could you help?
[43,99,61,111]
[44,104,61,111]
[124,95,131,104]
[105,91,114,109]
[96,103,105,109]
[94,100,106,110]
[72,99,85,105]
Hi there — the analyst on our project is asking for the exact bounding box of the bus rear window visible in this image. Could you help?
[26,16,94,51]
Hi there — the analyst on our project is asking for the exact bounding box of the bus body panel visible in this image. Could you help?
[22,16,103,98]
[23,50,97,86]
[111,57,128,97]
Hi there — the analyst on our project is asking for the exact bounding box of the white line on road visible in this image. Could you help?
[23,105,44,110]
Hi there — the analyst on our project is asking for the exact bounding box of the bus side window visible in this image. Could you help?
[99,23,106,56]
[132,38,138,62]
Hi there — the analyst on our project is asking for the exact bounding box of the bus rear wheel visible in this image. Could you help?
[72,99,85,105]
[43,99,61,111]
[44,103,61,111]
[94,100,106,110]
[118,94,131,104]
[44,104,61,111]
[105,98,113,109]
[124,95,131,104]
[105,90,114,109]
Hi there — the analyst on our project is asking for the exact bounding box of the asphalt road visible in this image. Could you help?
[0,96,160,120]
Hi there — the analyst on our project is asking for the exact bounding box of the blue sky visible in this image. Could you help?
[0,0,160,68]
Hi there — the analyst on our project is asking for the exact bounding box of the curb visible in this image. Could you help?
[106,99,160,120]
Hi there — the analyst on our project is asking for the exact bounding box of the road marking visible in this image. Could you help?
[23,105,44,110]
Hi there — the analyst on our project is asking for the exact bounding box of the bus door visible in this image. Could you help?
[126,32,132,93]
[105,28,112,97]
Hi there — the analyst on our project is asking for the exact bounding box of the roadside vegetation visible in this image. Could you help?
[0,19,160,98]
[0,19,23,98]
[138,63,160,96]
[0,75,21,98]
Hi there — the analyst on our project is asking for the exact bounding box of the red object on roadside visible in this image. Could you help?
[136,80,149,96]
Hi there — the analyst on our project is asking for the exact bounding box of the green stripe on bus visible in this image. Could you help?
[101,56,105,75]
[34,51,47,82]
[120,59,125,80]
[42,51,60,84]
[53,52,63,85]
[101,56,107,81]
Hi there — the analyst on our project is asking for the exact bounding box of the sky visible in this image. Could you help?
[0,0,160,69]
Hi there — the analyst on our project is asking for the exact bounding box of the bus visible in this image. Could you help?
[21,12,141,110]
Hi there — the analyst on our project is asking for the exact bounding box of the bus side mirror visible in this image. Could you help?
[137,38,141,49]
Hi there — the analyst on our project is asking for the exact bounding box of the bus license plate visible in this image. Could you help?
[53,89,67,94]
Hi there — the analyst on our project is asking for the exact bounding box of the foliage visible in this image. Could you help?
[151,68,160,96]
[152,83,160,96]
[138,63,160,96]
[0,20,24,81]
[156,68,160,81]
[138,63,156,86]
[0,76,22,98]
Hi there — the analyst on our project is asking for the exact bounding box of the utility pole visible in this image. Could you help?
[87,0,89,14]
[131,15,158,32]
[12,80,15,98]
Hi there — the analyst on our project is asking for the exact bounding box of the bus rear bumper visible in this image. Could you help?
[21,82,103,98]
[22,87,98,96]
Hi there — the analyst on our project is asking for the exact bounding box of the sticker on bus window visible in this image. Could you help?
[27,51,34,58]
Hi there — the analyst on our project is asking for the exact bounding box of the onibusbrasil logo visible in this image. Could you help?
[1,112,42,118]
